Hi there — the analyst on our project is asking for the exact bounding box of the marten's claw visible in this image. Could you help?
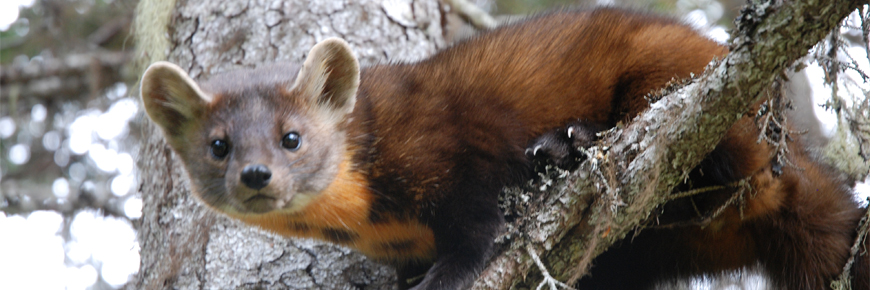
[527,121,604,171]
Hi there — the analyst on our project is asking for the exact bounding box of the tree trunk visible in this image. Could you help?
[134,0,446,289]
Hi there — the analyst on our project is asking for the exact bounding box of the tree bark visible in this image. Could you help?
[134,0,446,289]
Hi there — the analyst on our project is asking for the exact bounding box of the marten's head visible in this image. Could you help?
[140,38,360,215]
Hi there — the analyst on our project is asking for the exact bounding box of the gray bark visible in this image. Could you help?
[134,0,446,289]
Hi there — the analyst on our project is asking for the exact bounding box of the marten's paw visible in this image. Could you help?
[527,121,604,170]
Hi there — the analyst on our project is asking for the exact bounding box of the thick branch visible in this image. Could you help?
[473,0,864,289]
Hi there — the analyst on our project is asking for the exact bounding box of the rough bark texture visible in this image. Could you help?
[472,0,866,289]
[134,0,446,289]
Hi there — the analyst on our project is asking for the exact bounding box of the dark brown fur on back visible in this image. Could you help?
[351,8,728,220]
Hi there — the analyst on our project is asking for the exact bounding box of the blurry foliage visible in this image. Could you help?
[493,0,587,15]
[1,0,141,288]
[1,0,137,63]
[492,0,743,28]
[493,0,673,16]
[1,0,138,217]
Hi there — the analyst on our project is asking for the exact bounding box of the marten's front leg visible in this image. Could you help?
[411,177,505,290]
[527,120,607,170]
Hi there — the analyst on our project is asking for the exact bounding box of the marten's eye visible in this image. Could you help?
[211,139,230,159]
[281,132,301,151]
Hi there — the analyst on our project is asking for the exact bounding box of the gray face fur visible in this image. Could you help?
[140,38,361,214]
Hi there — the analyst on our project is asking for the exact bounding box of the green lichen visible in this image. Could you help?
[134,0,177,72]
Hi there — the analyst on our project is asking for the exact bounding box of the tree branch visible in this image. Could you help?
[444,0,497,30]
[473,0,865,289]
[0,51,132,102]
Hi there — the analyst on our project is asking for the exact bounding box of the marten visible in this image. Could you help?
[140,7,868,290]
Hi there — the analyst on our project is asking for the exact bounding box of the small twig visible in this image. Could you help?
[756,107,774,144]
[840,46,870,82]
[443,0,498,30]
[862,7,870,77]
[526,244,576,290]
[831,199,870,290]
[651,178,752,229]
[668,184,727,200]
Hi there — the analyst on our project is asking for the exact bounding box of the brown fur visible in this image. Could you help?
[140,7,868,290]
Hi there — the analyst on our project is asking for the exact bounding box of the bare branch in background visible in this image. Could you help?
[445,0,498,30]
[1,51,132,102]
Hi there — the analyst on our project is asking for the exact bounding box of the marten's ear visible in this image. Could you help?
[140,61,211,138]
[292,38,360,121]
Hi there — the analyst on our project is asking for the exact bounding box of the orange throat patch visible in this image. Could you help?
[231,160,436,263]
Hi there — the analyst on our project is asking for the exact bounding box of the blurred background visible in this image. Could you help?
[1,0,141,289]
[0,0,867,289]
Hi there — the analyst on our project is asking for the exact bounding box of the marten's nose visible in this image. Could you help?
[241,164,271,190]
